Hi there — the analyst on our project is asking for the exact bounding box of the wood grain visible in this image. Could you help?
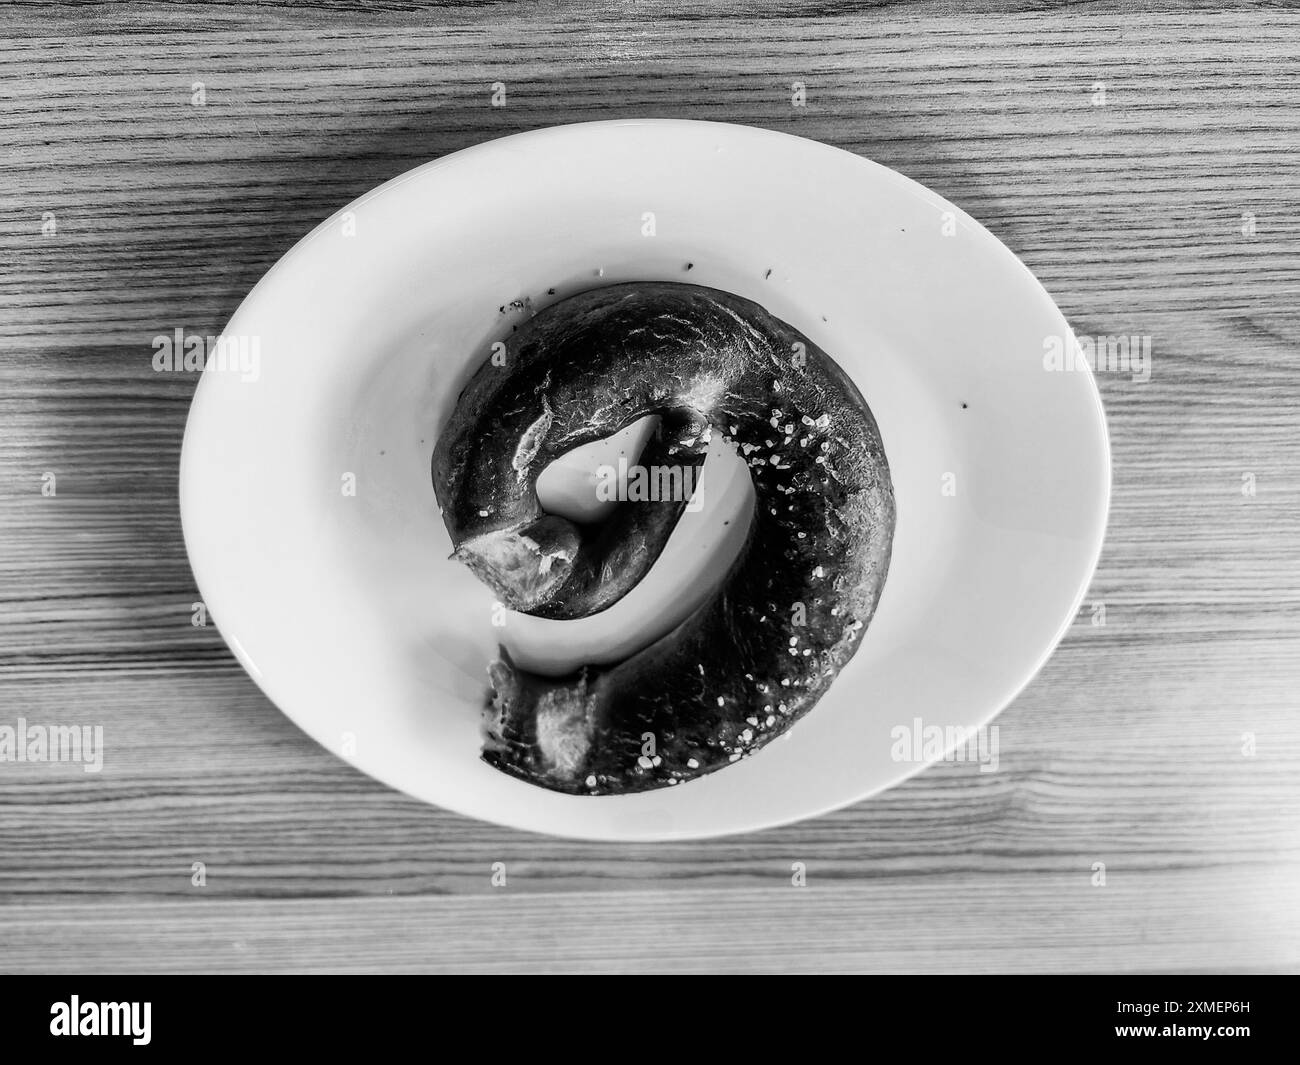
[7,868,1300,973]
[1,1,1299,973]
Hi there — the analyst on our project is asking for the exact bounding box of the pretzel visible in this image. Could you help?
[433,283,895,794]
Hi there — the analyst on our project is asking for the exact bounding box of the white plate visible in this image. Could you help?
[180,120,1109,840]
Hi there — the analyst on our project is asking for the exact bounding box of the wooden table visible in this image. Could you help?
[2,1,1298,973]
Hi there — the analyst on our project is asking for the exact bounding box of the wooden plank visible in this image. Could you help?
[5,868,1299,973]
